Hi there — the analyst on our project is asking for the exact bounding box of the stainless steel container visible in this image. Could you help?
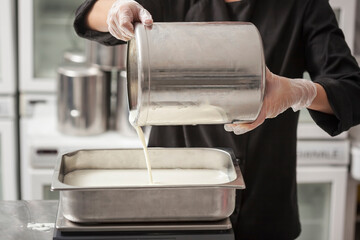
[57,65,110,135]
[127,22,265,126]
[86,40,127,71]
[51,148,245,223]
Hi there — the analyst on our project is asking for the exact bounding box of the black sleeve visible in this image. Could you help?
[73,0,119,46]
[73,0,170,46]
[303,0,360,136]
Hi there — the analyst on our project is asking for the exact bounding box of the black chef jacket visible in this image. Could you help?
[74,0,360,239]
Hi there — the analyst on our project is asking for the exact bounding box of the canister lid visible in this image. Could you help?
[63,50,87,64]
[86,40,127,71]
[57,65,102,78]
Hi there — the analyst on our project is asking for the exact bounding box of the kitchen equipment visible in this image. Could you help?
[57,65,110,135]
[0,200,235,240]
[297,139,349,165]
[127,22,265,126]
[20,101,142,200]
[53,200,235,240]
[86,40,133,134]
[51,148,245,223]
[297,166,348,240]
[297,112,350,240]
[86,40,127,71]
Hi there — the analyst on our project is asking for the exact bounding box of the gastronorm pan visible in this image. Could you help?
[51,148,245,223]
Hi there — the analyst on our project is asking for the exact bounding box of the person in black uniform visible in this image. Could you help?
[74,0,360,239]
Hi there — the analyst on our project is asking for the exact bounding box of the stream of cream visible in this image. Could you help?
[133,126,154,184]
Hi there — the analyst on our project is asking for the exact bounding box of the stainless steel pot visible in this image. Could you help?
[127,22,265,126]
[57,65,110,135]
[86,40,127,71]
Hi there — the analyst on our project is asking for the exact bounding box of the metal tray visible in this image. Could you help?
[51,148,245,223]
[55,200,233,232]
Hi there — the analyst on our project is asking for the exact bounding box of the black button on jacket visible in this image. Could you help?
[74,0,360,239]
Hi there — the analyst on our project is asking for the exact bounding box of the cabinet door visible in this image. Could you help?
[25,170,59,200]
[297,183,331,240]
[297,167,347,240]
[0,119,17,200]
[0,0,16,94]
[19,0,86,92]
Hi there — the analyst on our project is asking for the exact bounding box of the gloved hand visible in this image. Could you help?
[107,0,153,41]
[224,68,317,135]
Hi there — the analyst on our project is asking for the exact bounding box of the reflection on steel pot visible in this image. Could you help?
[57,65,110,135]
[86,40,127,71]
[127,22,265,126]
[116,71,136,136]
[63,49,87,64]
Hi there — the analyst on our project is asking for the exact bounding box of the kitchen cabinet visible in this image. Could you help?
[0,115,17,200]
[19,0,86,93]
[0,0,18,200]
[297,167,348,240]
[0,0,16,94]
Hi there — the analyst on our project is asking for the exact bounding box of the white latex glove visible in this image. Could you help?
[224,68,317,135]
[107,0,153,41]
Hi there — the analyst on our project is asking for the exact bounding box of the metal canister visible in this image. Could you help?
[127,22,265,126]
[86,40,127,71]
[86,40,132,134]
[57,65,110,135]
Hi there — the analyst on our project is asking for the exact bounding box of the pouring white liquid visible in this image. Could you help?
[133,125,154,184]
[129,105,226,126]
[129,106,223,185]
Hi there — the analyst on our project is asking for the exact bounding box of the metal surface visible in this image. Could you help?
[0,200,57,240]
[56,201,232,232]
[86,40,127,71]
[115,71,136,136]
[0,200,234,240]
[57,65,110,135]
[52,148,245,223]
[127,22,265,126]
[63,50,86,64]
[54,229,235,240]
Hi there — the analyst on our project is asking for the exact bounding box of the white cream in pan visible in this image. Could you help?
[63,169,230,187]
